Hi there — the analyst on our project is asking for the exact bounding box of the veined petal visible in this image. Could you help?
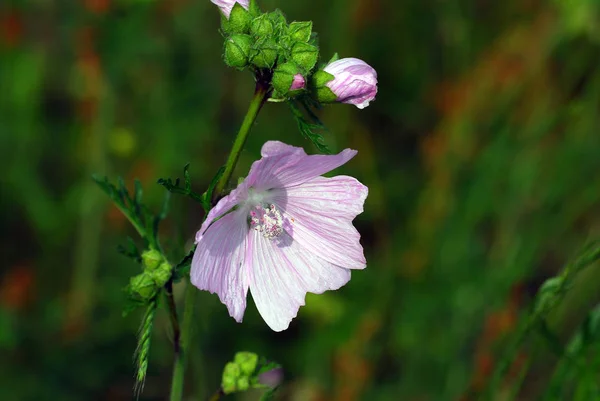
[245,141,358,190]
[191,210,249,322]
[248,230,351,331]
[195,181,249,243]
[260,141,303,158]
[282,175,367,218]
[272,176,368,270]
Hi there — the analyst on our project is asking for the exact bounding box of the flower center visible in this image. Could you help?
[249,204,283,239]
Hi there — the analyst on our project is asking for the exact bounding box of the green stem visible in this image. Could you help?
[169,76,270,401]
[213,82,269,199]
[169,283,197,401]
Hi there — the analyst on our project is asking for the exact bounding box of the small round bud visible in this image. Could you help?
[224,2,252,34]
[266,10,286,28]
[272,62,301,96]
[251,38,278,68]
[291,42,319,72]
[234,352,258,375]
[141,249,162,271]
[290,74,306,91]
[130,273,157,301]
[221,376,237,394]
[236,376,250,392]
[258,367,284,388]
[221,362,241,393]
[150,261,172,287]
[288,21,312,43]
[223,362,241,380]
[224,34,253,69]
[250,15,274,37]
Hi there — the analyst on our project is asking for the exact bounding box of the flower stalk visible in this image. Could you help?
[213,72,271,200]
[169,283,196,401]
[169,70,271,401]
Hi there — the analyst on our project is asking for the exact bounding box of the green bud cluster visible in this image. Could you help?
[220,1,324,99]
[221,352,260,394]
[129,249,173,302]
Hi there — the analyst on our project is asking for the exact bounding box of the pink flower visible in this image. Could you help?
[290,74,306,91]
[210,0,249,19]
[323,58,378,109]
[191,141,368,331]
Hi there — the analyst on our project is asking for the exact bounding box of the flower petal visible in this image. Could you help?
[191,210,249,322]
[248,230,351,331]
[272,175,368,269]
[245,141,358,190]
[195,180,249,243]
[260,141,303,157]
[324,58,378,109]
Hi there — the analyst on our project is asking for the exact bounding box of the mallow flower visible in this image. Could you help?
[191,141,367,331]
[323,58,378,109]
[211,0,249,19]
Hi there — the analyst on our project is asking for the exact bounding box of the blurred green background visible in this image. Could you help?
[1,0,600,400]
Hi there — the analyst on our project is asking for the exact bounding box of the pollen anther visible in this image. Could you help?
[250,204,284,239]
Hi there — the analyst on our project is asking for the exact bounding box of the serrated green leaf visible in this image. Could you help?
[157,164,204,204]
[288,100,331,154]
[117,237,142,263]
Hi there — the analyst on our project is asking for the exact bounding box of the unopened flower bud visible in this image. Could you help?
[211,0,249,19]
[266,9,286,28]
[224,34,253,69]
[222,376,237,394]
[272,62,301,96]
[251,38,278,68]
[237,376,250,391]
[130,272,157,301]
[290,74,306,91]
[321,57,378,109]
[234,352,258,375]
[150,261,172,287]
[291,42,318,72]
[258,367,284,388]
[141,249,162,271]
[288,21,312,43]
[222,362,242,393]
[223,2,252,34]
[250,14,274,37]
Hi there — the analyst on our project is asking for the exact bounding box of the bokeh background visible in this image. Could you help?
[1,0,600,400]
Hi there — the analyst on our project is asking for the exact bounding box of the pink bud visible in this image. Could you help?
[258,367,284,388]
[210,0,250,19]
[323,58,378,109]
[290,74,306,91]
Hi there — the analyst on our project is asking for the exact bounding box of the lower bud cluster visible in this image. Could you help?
[129,249,173,301]
[221,352,283,395]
